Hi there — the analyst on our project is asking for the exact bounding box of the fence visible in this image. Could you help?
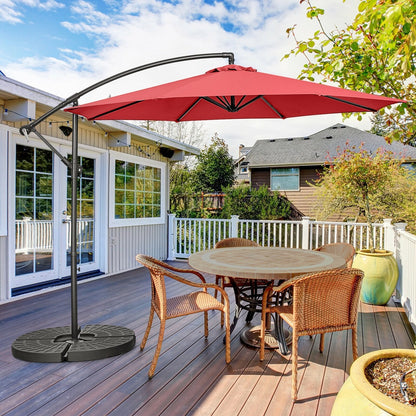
[394,227,416,332]
[168,215,387,259]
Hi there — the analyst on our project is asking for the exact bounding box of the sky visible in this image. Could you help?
[0,0,368,157]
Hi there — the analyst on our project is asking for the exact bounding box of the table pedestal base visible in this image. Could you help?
[240,324,291,352]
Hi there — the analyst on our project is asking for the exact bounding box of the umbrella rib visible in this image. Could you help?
[260,97,285,118]
[90,100,143,119]
[202,96,232,111]
[216,96,233,110]
[323,95,377,112]
[177,97,204,121]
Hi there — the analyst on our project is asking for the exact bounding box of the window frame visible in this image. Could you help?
[109,151,166,227]
[270,167,300,191]
[0,127,7,236]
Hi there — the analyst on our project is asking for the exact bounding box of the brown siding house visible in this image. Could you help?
[245,124,416,219]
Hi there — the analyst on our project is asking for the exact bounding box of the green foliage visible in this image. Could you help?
[285,0,416,144]
[314,143,416,248]
[191,134,235,192]
[169,163,199,217]
[221,185,291,220]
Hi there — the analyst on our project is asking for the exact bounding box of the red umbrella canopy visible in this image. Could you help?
[65,64,404,122]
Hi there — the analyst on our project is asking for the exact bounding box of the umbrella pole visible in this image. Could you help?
[11,52,235,362]
[70,111,79,339]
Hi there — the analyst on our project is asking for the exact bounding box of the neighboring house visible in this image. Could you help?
[0,75,199,301]
[245,124,416,218]
[234,144,252,184]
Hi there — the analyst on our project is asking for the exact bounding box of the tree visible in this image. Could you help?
[169,163,197,217]
[221,185,291,220]
[314,143,416,250]
[284,0,416,144]
[192,134,235,193]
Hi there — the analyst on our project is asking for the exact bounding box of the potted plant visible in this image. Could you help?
[314,143,412,305]
[331,348,416,416]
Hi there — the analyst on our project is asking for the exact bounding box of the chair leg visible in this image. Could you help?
[224,305,231,364]
[319,333,325,353]
[140,305,154,350]
[352,327,358,360]
[148,319,166,379]
[259,306,267,361]
[220,291,225,327]
[204,311,209,338]
[276,314,289,355]
[292,333,298,401]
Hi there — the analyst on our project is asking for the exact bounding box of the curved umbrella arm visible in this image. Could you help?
[19,52,235,135]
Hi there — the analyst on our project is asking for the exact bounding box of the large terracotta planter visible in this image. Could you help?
[352,249,399,305]
[331,349,416,416]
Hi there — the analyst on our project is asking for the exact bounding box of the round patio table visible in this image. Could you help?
[189,246,346,351]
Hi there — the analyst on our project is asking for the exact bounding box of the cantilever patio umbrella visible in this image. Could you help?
[13,52,403,364]
[66,64,403,122]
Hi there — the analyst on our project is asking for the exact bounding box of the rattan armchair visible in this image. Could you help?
[136,254,231,378]
[259,268,364,400]
[214,237,264,325]
[214,237,259,289]
[315,242,356,268]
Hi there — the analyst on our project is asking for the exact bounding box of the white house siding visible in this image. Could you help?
[108,224,167,274]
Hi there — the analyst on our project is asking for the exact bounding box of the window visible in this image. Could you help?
[270,168,299,191]
[109,152,166,227]
[240,166,248,174]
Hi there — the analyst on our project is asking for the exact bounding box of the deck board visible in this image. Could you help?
[0,262,415,416]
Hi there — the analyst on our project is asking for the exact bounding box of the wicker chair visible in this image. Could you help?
[315,242,356,268]
[214,237,259,289]
[259,268,364,400]
[136,254,231,378]
[214,237,264,325]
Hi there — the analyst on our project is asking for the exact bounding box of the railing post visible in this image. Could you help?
[301,217,310,250]
[383,218,396,253]
[230,215,239,238]
[167,213,176,260]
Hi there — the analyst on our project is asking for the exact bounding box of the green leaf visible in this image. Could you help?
[351,42,359,51]
[403,22,411,35]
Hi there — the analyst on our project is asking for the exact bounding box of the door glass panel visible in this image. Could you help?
[66,156,95,266]
[15,145,53,276]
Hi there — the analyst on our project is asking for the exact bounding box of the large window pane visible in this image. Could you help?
[16,172,34,197]
[15,145,54,276]
[271,168,299,191]
[113,158,162,220]
[16,145,34,171]
[66,156,95,266]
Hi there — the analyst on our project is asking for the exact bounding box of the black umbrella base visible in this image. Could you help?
[12,324,136,363]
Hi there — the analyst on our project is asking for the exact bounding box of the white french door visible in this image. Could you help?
[11,136,103,291]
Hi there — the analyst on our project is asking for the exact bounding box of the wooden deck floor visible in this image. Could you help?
[1,261,415,416]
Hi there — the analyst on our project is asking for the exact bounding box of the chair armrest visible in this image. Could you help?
[148,257,207,283]
[164,270,229,301]
[269,273,308,293]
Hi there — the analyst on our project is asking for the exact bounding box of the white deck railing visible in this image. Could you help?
[168,215,386,258]
[394,227,416,332]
